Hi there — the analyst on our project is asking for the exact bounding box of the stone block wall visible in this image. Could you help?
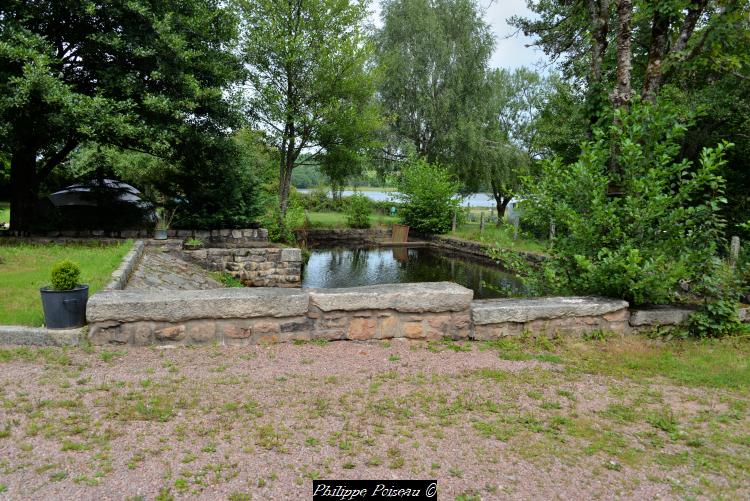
[294,228,391,246]
[84,283,750,347]
[182,247,302,287]
[4,227,269,246]
[471,297,631,339]
[86,283,473,346]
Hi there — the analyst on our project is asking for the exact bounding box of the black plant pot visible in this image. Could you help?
[40,285,89,329]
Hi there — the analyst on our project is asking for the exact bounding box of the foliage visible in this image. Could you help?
[260,196,305,244]
[50,260,81,291]
[239,0,381,221]
[688,260,746,338]
[519,101,731,305]
[345,193,372,229]
[394,159,460,235]
[0,0,243,230]
[377,0,493,164]
[155,207,176,231]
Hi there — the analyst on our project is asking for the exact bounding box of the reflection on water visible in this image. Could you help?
[302,246,522,299]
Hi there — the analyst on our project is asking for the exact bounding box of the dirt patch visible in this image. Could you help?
[0,340,747,500]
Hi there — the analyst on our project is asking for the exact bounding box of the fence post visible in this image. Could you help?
[479,212,485,233]
[730,236,740,268]
[513,218,520,240]
[451,211,457,232]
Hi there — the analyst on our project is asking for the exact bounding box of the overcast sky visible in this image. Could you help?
[370,0,548,70]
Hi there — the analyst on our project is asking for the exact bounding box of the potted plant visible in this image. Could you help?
[154,206,176,240]
[39,260,89,329]
[183,237,203,251]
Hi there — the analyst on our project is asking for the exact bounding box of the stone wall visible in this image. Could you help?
[181,247,302,287]
[3,228,268,246]
[84,283,750,347]
[471,297,630,339]
[294,228,391,247]
[86,283,473,346]
[424,234,547,266]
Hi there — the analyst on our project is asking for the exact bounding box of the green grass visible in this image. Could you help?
[0,241,133,326]
[484,334,750,390]
[301,211,398,229]
[0,201,9,225]
[450,223,547,254]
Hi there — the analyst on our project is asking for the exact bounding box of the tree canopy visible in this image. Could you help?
[0,0,245,231]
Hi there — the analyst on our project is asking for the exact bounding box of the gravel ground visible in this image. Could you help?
[0,339,747,500]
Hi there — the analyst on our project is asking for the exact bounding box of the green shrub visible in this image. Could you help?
[345,193,371,228]
[50,260,81,290]
[394,158,460,235]
[261,196,305,244]
[688,260,745,338]
[519,100,731,305]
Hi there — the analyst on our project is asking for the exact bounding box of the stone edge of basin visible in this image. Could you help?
[86,287,311,323]
[308,282,474,313]
[471,296,630,325]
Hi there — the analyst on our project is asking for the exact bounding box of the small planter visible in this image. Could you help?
[154,228,168,240]
[183,242,203,251]
[40,285,89,329]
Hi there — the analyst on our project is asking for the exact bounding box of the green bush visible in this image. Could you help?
[394,158,460,235]
[688,260,745,338]
[50,260,81,290]
[261,196,305,244]
[518,100,731,306]
[345,193,371,228]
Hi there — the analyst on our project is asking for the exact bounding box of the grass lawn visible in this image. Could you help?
[0,241,133,326]
[450,222,548,254]
[0,201,9,225]
[0,335,747,499]
[302,211,398,228]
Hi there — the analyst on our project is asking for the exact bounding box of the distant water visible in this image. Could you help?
[302,246,523,299]
[298,189,498,208]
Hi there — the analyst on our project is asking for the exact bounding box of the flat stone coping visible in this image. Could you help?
[471,296,629,325]
[87,288,310,323]
[309,282,473,313]
[0,326,81,346]
[629,305,698,326]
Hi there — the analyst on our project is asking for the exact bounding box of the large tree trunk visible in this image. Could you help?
[9,147,38,233]
[490,180,511,225]
[586,0,610,130]
[608,0,634,194]
[642,5,671,102]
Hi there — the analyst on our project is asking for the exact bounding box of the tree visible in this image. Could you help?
[456,68,550,222]
[0,0,243,232]
[238,0,380,225]
[394,158,461,234]
[376,0,494,165]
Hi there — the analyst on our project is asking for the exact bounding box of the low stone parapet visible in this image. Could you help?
[471,296,630,339]
[86,282,474,346]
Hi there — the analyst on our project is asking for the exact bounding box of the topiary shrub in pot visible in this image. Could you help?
[39,260,89,329]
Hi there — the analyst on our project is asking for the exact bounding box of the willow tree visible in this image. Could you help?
[376,0,494,165]
[239,0,380,223]
[0,0,243,232]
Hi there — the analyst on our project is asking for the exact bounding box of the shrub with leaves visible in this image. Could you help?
[518,100,731,305]
[394,158,460,235]
[345,193,371,228]
[50,260,81,291]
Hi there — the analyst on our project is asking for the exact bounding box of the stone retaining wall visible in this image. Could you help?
[80,282,750,347]
[181,247,302,287]
[87,283,473,345]
[3,228,268,246]
[424,234,547,265]
[294,228,391,246]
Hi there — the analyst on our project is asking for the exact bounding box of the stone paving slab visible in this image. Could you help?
[125,247,221,291]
